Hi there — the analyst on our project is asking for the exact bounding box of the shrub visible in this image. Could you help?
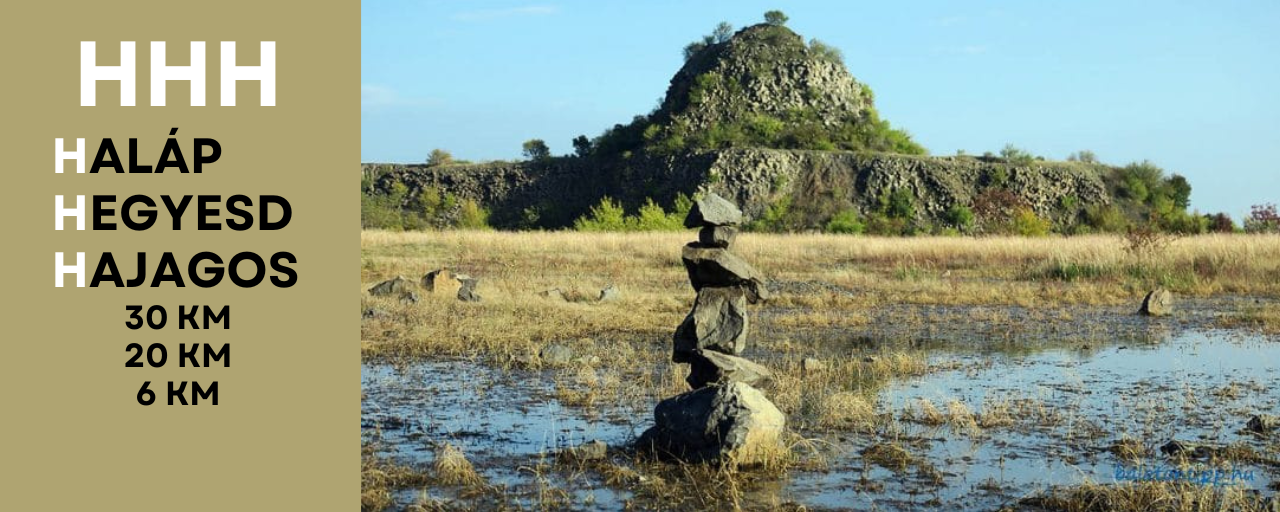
[573,197,627,231]
[426,149,453,167]
[764,10,789,26]
[456,199,490,229]
[1084,204,1129,233]
[809,38,844,66]
[1205,212,1235,233]
[999,144,1036,166]
[882,189,915,220]
[1012,208,1051,237]
[1245,203,1280,233]
[1066,150,1098,164]
[629,199,684,231]
[943,204,975,232]
[824,209,865,234]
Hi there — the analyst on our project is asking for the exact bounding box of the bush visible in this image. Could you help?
[456,199,490,229]
[809,38,844,66]
[1245,203,1280,234]
[573,197,627,231]
[426,149,453,167]
[764,10,789,26]
[999,144,1036,166]
[943,204,975,232]
[1066,150,1098,164]
[1205,212,1236,233]
[1084,204,1129,233]
[824,209,865,234]
[571,135,592,158]
[1012,208,1051,237]
[573,195,690,232]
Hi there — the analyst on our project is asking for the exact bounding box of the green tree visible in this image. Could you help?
[808,38,843,65]
[763,10,789,26]
[522,139,551,161]
[710,22,734,44]
[426,148,453,167]
[571,135,592,157]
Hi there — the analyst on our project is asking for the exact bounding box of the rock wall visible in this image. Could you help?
[363,149,1112,229]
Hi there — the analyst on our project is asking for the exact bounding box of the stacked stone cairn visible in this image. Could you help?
[638,193,785,465]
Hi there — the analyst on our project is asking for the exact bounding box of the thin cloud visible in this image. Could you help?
[930,15,967,27]
[452,5,557,22]
[933,45,989,55]
[361,84,438,108]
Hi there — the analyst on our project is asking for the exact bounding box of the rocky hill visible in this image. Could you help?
[363,150,1110,231]
[363,15,1196,234]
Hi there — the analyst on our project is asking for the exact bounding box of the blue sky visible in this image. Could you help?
[361,0,1280,217]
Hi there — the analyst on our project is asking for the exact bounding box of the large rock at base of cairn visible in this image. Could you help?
[369,276,414,296]
[686,350,773,389]
[638,382,785,464]
[681,244,771,303]
[673,287,749,362]
[683,194,743,229]
[1139,288,1174,317]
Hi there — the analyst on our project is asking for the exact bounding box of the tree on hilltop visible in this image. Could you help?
[764,10,789,26]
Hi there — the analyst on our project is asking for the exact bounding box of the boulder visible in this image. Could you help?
[598,284,621,302]
[421,269,449,292]
[361,307,389,320]
[1139,288,1174,317]
[697,226,737,248]
[398,291,420,305]
[456,276,481,302]
[638,382,785,464]
[683,193,743,228]
[1159,440,1217,459]
[681,244,771,303]
[1248,414,1279,434]
[673,287,749,362]
[685,350,773,389]
[369,276,414,297]
[539,343,574,365]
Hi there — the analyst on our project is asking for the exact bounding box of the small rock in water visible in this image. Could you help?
[1139,288,1174,316]
[802,357,827,373]
[559,440,608,461]
[683,193,743,228]
[686,350,773,389]
[1159,440,1216,459]
[369,276,414,296]
[638,382,785,464]
[421,268,449,292]
[539,343,574,365]
[398,291,420,305]
[598,284,621,302]
[697,226,737,248]
[538,288,566,301]
[1248,414,1278,434]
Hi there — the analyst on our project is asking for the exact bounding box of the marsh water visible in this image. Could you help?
[362,307,1279,510]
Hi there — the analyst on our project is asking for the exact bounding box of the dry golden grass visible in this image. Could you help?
[1024,482,1273,512]
[433,444,484,487]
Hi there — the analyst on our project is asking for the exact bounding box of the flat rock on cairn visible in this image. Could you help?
[639,193,783,465]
